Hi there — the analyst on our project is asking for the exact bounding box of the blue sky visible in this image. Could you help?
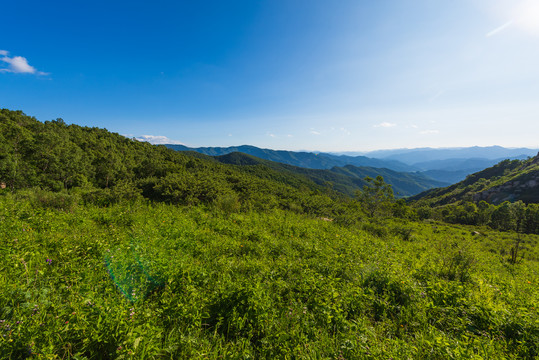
[1,0,539,151]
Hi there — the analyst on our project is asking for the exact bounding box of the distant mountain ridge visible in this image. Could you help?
[362,146,538,164]
[165,144,414,172]
[173,150,448,197]
[166,144,536,186]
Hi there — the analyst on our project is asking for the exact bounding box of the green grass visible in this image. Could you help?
[1,194,538,359]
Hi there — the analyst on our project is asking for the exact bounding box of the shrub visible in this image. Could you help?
[391,225,414,241]
[22,188,78,211]
[437,240,476,282]
[361,222,388,238]
[214,192,241,214]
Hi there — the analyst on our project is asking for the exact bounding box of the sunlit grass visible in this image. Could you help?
[0,194,537,359]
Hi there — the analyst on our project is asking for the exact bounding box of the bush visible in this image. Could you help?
[391,225,414,241]
[361,222,388,238]
[21,188,78,211]
[437,240,476,282]
[214,192,241,214]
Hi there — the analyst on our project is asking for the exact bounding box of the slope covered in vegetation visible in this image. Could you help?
[411,156,539,206]
[1,109,538,359]
[1,194,538,359]
[211,152,447,197]
[0,109,344,216]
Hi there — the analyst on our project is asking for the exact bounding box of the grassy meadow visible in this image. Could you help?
[1,192,537,359]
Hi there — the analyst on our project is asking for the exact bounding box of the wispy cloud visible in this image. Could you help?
[373,122,396,128]
[0,50,49,75]
[419,129,439,135]
[310,130,321,135]
[486,20,513,37]
[268,133,276,138]
[135,135,184,144]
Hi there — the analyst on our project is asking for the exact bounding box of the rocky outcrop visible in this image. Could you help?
[472,172,539,204]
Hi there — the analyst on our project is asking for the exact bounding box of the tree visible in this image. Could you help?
[356,175,394,218]
[490,201,515,231]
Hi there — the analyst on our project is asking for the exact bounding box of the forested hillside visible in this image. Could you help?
[409,156,539,234]
[211,152,447,197]
[412,156,539,206]
[0,109,345,215]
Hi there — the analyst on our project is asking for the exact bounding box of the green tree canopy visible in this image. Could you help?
[356,175,395,218]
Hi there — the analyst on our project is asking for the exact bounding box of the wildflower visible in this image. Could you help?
[45,258,52,265]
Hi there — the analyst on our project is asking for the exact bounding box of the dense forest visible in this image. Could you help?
[0,109,347,215]
[1,109,538,359]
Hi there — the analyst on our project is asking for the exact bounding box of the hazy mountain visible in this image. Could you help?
[412,158,508,171]
[419,169,476,185]
[363,146,538,164]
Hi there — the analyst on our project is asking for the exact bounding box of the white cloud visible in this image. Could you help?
[135,135,184,144]
[268,133,276,138]
[373,122,396,128]
[310,130,321,135]
[419,129,439,135]
[0,50,49,75]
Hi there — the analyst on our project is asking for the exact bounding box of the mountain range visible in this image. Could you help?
[166,144,536,185]
[354,146,538,163]
[209,152,447,197]
[166,144,412,171]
